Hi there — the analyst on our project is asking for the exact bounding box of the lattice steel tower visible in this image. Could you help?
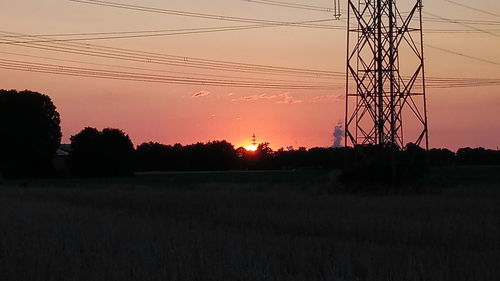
[345,0,429,149]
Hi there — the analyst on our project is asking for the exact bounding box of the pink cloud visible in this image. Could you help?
[307,94,344,103]
[192,91,210,98]
[232,93,276,102]
[232,93,302,104]
[276,92,302,104]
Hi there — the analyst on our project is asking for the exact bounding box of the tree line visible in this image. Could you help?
[1,89,499,179]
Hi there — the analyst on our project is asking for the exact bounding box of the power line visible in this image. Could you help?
[241,0,336,13]
[425,44,500,67]
[419,10,500,71]
[68,0,337,29]
[0,20,345,45]
[424,17,500,26]
[2,51,497,89]
[4,23,497,45]
[241,0,500,30]
[69,0,500,32]
[1,26,499,89]
[3,38,496,85]
[0,30,344,79]
[0,50,338,85]
[0,58,337,90]
[3,57,497,89]
[0,28,219,38]
[0,26,269,44]
[0,26,267,41]
[2,23,497,45]
[426,28,500,34]
[424,11,500,39]
[444,0,500,19]
[0,20,344,39]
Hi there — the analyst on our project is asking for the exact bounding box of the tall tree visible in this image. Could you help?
[0,89,61,177]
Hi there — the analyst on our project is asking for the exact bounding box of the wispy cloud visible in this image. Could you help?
[232,92,302,104]
[232,93,276,102]
[307,94,344,103]
[277,92,302,104]
[192,90,210,98]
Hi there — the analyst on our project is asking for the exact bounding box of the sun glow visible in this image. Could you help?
[245,144,258,152]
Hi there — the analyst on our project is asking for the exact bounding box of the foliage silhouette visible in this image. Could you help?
[338,144,429,192]
[136,140,238,171]
[70,127,135,176]
[274,147,347,169]
[428,148,456,167]
[0,89,61,178]
[456,147,500,166]
[137,141,353,171]
[243,142,274,170]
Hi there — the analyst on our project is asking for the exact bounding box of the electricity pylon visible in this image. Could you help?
[345,0,429,149]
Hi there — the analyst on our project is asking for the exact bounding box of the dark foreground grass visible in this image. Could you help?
[0,171,499,281]
[426,166,500,187]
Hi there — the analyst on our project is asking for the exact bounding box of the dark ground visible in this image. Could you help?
[0,167,499,281]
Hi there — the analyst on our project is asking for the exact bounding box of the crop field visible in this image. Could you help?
[0,168,499,281]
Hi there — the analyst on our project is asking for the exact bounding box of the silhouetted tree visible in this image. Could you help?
[274,147,308,168]
[249,142,274,169]
[429,148,456,166]
[236,146,246,158]
[70,127,135,176]
[456,147,500,166]
[309,147,347,169]
[400,143,429,181]
[135,140,500,174]
[136,140,238,171]
[136,142,171,171]
[339,144,396,190]
[205,140,238,170]
[0,89,61,178]
[339,144,429,192]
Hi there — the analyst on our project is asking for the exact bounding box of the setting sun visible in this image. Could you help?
[245,144,258,152]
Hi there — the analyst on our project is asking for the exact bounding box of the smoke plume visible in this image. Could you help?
[333,122,344,148]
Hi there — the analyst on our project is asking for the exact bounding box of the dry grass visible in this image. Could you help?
[0,177,499,281]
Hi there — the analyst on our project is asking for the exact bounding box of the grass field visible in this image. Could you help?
[1,168,499,281]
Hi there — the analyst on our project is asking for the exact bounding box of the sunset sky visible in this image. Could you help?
[1,0,499,150]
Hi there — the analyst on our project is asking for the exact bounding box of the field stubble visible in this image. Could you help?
[0,171,499,281]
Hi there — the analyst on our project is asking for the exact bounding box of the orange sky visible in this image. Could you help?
[1,0,500,150]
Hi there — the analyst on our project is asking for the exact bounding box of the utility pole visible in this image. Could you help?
[345,0,429,150]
